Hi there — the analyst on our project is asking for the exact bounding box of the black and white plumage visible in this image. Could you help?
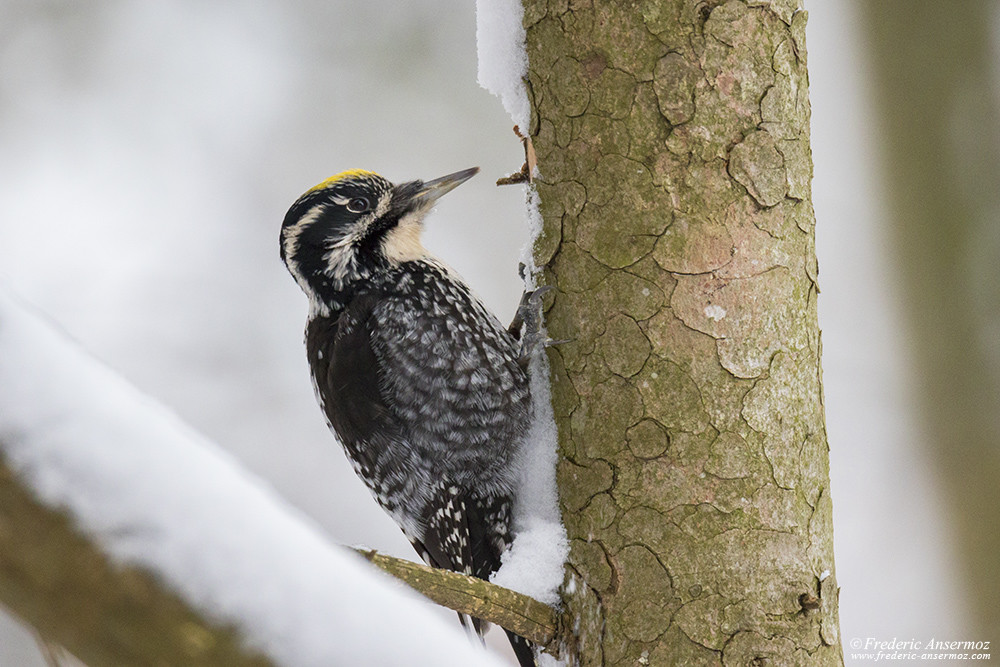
[280,168,535,666]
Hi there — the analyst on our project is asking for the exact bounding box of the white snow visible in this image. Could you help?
[520,186,545,282]
[491,201,569,612]
[475,0,530,130]
[0,290,503,667]
[491,347,567,607]
[537,653,565,667]
[491,513,566,607]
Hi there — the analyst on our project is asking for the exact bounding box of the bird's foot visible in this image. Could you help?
[512,286,568,365]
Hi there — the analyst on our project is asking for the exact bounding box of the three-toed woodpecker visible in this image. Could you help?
[280,168,535,666]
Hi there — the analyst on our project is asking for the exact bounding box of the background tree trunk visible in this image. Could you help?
[523,1,843,663]
[862,1,1000,642]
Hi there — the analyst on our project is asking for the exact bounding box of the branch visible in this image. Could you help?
[352,548,560,648]
[0,455,272,667]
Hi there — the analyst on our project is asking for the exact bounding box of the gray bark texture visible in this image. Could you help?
[522,1,844,664]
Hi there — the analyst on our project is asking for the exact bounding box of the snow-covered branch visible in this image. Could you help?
[0,454,273,667]
[0,291,504,667]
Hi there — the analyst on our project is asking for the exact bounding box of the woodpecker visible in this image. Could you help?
[280,167,536,666]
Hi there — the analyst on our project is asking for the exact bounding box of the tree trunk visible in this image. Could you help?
[862,1,1000,642]
[523,1,843,664]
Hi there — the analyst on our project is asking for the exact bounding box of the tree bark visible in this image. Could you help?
[0,455,272,667]
[523,1,843,664]
[862,1,1000,642]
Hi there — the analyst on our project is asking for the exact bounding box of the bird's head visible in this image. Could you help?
[280,167,478,303]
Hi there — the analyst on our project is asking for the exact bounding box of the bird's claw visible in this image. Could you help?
[511,286,561,365]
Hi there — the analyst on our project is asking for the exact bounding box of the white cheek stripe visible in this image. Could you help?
[283,191,405,295]
[282,204,333,315]
[282,204,325,264]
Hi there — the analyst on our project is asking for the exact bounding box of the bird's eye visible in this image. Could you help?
[346,197,370,213]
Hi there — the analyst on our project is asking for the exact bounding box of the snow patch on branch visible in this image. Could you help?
[476,0,530,129]
[0,290,503,667]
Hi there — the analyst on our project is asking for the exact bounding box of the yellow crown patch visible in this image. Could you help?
[306,169,381,194]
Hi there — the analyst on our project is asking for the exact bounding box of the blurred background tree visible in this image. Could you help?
[862,1,1000,643]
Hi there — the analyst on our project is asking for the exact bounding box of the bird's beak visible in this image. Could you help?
[410,167,480,208]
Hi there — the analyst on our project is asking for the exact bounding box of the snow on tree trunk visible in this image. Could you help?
[523,1,844,664]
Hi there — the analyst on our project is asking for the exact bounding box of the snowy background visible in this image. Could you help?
[0,0,994,664]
